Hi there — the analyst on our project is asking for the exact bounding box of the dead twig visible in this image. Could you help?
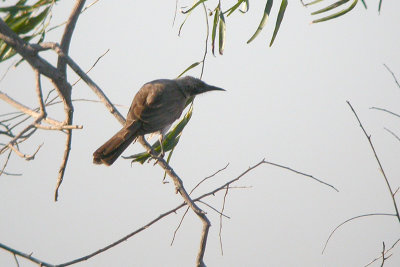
[365,238,400,267]
[347,101,400,223]
[383,64,400,89]
[322,213,397,254]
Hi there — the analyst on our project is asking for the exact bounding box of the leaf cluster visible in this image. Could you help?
[0,0,56,62]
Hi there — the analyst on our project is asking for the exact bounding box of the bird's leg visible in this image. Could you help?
[158,134,165,158]
[150,134,165,166]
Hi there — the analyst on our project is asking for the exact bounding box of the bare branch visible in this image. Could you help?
[370,107,400,119]
[263,159,339,192]
[0,243,53,267]
[137,136,210,267]
[383,64,400,89]
[365,238,400,267]
[54,130,72,201]
[0,92,71,127]
[198,200,230,219]
[190,163,229,194]
[58,0,86,74]
[384,127,400,142]
[0,150,12,176]
[200,3,209,79]
[0,157,324,266]
[347,101,400,222]
[8,142,43,161]
[40,42,125,125]
[171,207,190,246]
[35,70,46,117]
[13,253,20,267]
[322,213,397,254]
[219,185,229,255]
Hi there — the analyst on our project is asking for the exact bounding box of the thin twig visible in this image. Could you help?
[13,253,20,267]
[383,64,400,89]
[264,159,339,192]
[54,130,72,201]
[370,107,400,119]
[384,127,400,142]
[0,150,12,176]
[34,70,46,117]
[0,92,66,127]
[198,200,230,219]
[365,238,400,267]
[219,185,229,255]
[200,3,209,80]
[322,213,397,254]
[347,101,400,222]
[41,42,125,124]
[170,206,190,246]
[190,163,229,194]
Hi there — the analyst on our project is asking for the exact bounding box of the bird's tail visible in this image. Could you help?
[93,124,140,166]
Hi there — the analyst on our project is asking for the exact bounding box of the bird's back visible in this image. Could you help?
[126,79,188,134]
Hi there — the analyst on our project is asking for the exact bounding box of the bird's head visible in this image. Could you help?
[177,76,225,97]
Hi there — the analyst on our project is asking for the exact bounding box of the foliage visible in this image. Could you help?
[0,0,56,62]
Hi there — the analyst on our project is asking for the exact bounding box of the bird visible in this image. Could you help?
[93,76,225,166]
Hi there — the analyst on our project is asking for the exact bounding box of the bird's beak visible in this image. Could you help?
[205,85,225,92]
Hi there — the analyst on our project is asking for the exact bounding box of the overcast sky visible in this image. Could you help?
[1,1,400,266]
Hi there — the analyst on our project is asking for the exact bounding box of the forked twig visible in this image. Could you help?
[347,101,400,222]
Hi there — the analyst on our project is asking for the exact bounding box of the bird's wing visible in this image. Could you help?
[127,81,186,134]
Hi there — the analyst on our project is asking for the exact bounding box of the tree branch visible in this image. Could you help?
[347,101,400,222]
[137,136,210,267]
[58,0,86,75]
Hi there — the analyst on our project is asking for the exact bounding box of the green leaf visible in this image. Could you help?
[304,0,323,7]
[360,0,367,9]
[247,0,273,44]
[211,6,220,55]
[269,0,287,47]
[0,5,34,13]
[177,62,201,78]
[226,0,244,17]
[240,0,249,13]
[311,0,349,16]
[312,0,358,23]
[17,7,50,34]
[378,0,383,13]
[218,10,226,55]
[182,0,208,14]
[7,11,32,32]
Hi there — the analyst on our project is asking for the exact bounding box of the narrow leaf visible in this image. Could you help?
[240,0,249,13]
[226,0,244,17]
[360,0,367,9]
[312,0,358,23]
[177,62,201,78]
[269,0,287,47]
[218,11,226,55]
[247,0,273,44]
[378,0,383,14]
[211,6,220,55]
[304,0,323,7]
[311,0,349,16]
[182,0,208,14]
[18,7,50,34]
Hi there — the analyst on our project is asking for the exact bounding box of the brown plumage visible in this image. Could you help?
[93,76,224,166]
